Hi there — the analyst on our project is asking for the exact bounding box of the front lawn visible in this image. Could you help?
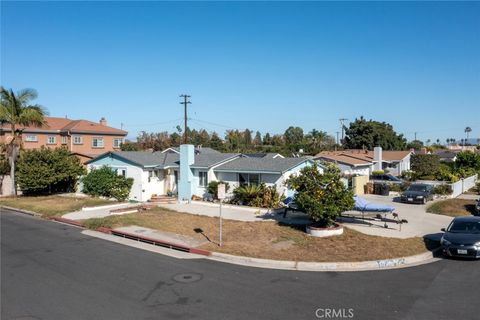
[427,199,477,217]
[0,195,112,218]
[82,207,434,262]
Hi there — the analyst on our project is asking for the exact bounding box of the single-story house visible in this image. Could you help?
[314,147,411,176]
[434,150,459,162]
[86,145,316,202]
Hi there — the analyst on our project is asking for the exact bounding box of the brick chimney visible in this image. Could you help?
[99,117,107,126]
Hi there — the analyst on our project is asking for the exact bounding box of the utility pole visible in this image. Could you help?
[339,118,348,144]
[179,94,191,144]
[336,131,340,146]
[414,132,417,141]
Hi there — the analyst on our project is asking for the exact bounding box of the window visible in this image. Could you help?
[73,136,83,144]
[113,138,124,148]
[92,137,104,148]
[238,173,260,186]
[47,136,56,144]
[61,136,68,144]
[24,135,38,142]
[199,171,208,187]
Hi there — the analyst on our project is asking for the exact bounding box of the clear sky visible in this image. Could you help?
[2,1,479,142]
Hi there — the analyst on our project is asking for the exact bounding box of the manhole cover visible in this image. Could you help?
[172,273,203,283]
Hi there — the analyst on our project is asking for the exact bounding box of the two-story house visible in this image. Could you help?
[0,116,128,163]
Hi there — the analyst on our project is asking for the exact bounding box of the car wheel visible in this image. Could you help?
[422,198,427,205]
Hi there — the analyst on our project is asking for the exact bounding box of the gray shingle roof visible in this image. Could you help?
[214,157,312,173]
[109,151,172,167]
[192,153,239,168]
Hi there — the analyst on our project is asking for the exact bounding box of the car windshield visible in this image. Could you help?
[448,221,480,234]
[407,185,428,192]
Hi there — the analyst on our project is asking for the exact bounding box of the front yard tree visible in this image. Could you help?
[343,117,407,150]
[16,147,86,195]
[0,87,47,196]
[286,163,354,227]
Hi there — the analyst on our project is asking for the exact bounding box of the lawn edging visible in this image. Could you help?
[209,249,441,272]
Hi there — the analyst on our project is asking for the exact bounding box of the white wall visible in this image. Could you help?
[141,169,165,201]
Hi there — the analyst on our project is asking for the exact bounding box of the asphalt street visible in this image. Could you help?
[1,209,478,320]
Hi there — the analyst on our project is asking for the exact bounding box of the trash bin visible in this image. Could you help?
[381,184,390,196]
[373,183,381,195]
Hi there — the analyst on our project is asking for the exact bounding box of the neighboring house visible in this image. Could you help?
[0,116,127,163]
[314,148,411,176]
[435,150,459,162]
[86,145,316,202]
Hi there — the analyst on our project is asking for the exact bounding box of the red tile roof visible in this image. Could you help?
[1,116,127,136]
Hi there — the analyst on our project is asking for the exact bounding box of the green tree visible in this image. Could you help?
[120,141,140,151]
[284,126,304,148]
[253,131,262,146]
[406,140,424,151]
[16,147,86,195]
[209,132,223,151]
[411,154,440,178]
[455,151,480,171]
[242,129,252,148]
[0,87,47,196]
[263,133,272,145]
[343,117,407,150]
[82,166,133,201]
[464,127,472,144]
[286,163,354,227]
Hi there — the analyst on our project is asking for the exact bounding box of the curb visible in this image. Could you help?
[1,205,442,271]
[1,205,43,217]
[109,229,212,257]
[208,249,442,272]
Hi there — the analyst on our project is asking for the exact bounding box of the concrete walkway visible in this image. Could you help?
[339,194,454,239]
[159,202,280,222]
[62,203,139,220]
[457,193,479,200]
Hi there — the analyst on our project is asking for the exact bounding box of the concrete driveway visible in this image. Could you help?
[340,194,454,239]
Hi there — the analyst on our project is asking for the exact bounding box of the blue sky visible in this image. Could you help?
[2,1,479,142]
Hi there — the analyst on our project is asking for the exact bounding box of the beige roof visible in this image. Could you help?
[315,149,411,166]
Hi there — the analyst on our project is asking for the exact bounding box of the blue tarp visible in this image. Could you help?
[354,195,395,212]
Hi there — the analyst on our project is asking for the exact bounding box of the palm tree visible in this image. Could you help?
[464,126,472,145]
[0,87,47,196]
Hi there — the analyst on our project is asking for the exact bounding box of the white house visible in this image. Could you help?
[85,146,316,202]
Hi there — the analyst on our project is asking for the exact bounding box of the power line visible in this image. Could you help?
[122,118,183,127]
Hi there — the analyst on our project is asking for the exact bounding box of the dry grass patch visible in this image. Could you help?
[427,199,477,217]
[0,195,112,218]
[82,206,433,262]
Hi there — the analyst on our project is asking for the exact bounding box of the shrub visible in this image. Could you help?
[401,170,417,181]
[231,183,283,208]
[433,184,453,195]
[207,181,230,200]
[372,170,385,176]
[16,147,86,195]
[82,166,133,201]
[411,154,440,178]
[286,163,354,227]
[388,183,410,193]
